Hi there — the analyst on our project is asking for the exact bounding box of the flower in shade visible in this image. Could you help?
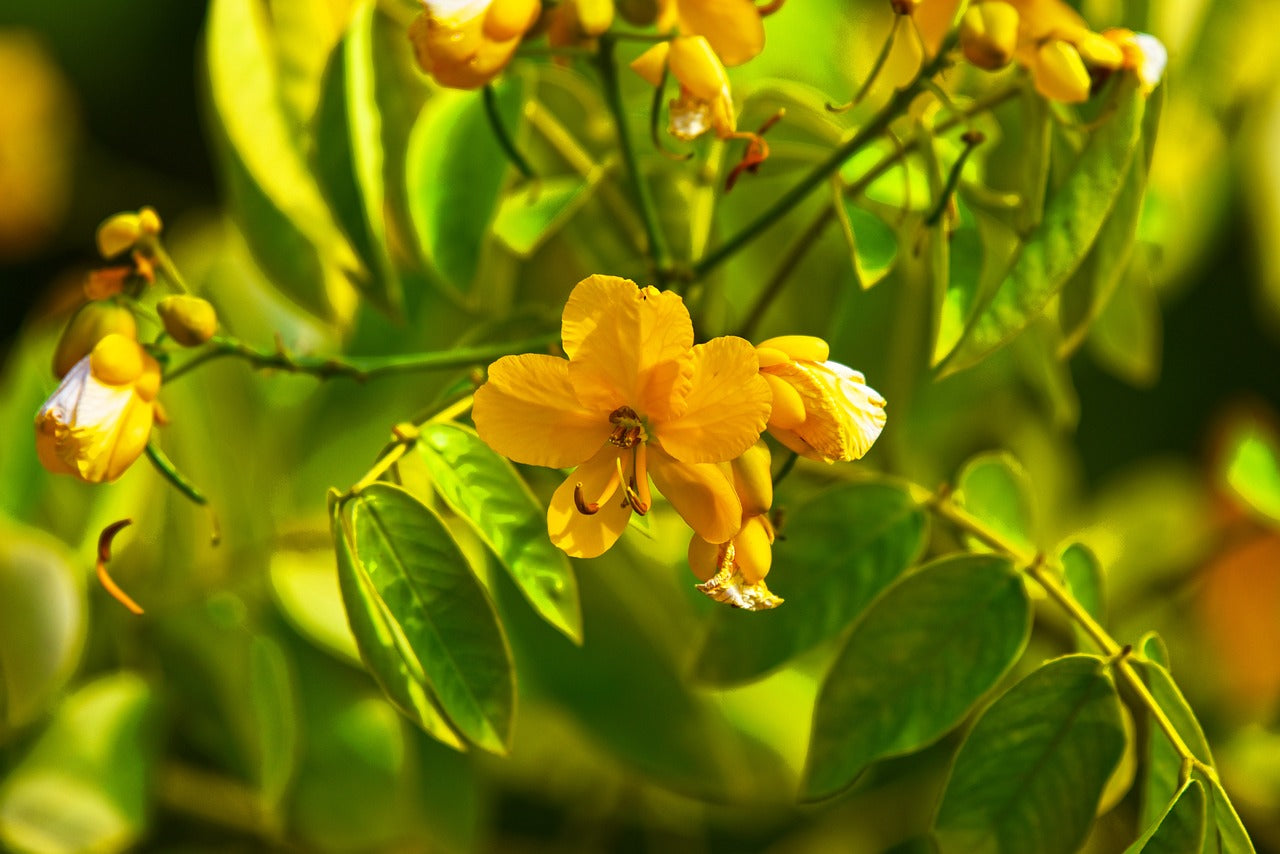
[755,335,886,463]
[631,36,737,141]
[408,0,541,90]
[687,440,783,610]
[36,333,161,483]
[473,275,772,558]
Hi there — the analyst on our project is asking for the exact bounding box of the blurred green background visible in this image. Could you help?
[3,0,1280,851]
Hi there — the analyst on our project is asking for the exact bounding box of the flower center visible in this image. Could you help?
[608,406,645,448]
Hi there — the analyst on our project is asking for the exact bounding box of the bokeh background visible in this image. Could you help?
[3,0,1280,851]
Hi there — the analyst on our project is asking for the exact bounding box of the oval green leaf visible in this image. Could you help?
[833,188,899,290]
[1221,417,1280,525]
[1195,770,1257,854]
[695,482,928,685]
[407,78,523,296]
[933,654,1127,854]
[415,422,582,643]
[939,79,1147,376]
[494,174,598,257]
[1061,541,1106,653]
[330,494,466,751]
[803,553,1031,800]
[1126,780,1207,854]
[956,451,1038,556]
[349,483,515,753]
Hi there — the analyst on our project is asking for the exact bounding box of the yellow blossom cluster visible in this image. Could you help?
[472,275,885,609]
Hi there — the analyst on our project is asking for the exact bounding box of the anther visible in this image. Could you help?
[608,406,645,448]
[573,483,600,515]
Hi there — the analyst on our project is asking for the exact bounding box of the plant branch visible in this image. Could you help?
[595,34,673,280]
[163,333,556,384]
[483,84,536,179]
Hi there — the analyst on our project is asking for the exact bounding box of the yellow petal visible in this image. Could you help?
[960,2,1019,70]
[102,397,155,482]
[1006,0,1087,41]
[1073,30,1123,69]
[630,41,671,88]
[687,534,722,582]
[766,360,886,462]
[734,514,774,584]
[667,36,728,101]
[676,0,764,67]
[647,445,741,544]
[914,0,963,57]
[754,346,791,369]
[1033,40,1091,104]
[564,277,696,421]
[656,336,770,464]
[473,353,610,467]
[571,0,613,36]
[89,333,144,386]
[547,445,632,558]
[730,440,773,517]
[485,0,540,41]
[756,334,829,363]
[763,371,805,430]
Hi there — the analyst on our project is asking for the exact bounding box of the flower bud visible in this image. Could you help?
[960,2,1019,70]
[52,300,138,378]
[1103,28,1167,94]
[157,296,218,347]
[410,0,541,90]
[96,207,162,258]
[1033,40,1091,104]
[731,440,773,518]
[36,333,161,483]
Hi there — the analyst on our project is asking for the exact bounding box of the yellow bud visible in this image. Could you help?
[137,206,162,236]
[52,301,138,378]
[89,333,146,386]
[1033,40,1091,104]
[157,295,218,347]
[485,0,541,41]
[960,2,1019,70]
[571,0,613,36]
[667,36,729,101]
[735,515,775,584]
[731,440,773,517]
[630,41,671,88]
[756,335,830,363]
[96,212,141,258]
[687,535,720,583]
[1073,30,1124,70]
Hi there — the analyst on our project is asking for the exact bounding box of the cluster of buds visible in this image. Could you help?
[35,209,219,484]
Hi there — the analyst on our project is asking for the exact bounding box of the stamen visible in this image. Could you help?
[608,405,645,448]
[97,518,144,615]
[632,443,652,513]
[573,483,599,515]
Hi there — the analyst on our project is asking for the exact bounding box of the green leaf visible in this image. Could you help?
[803,553,1031,800]
[0,523,84,730]
[1060,541,1105,653]
[956,451,1038,556]
[932,204,986,365]
[312,1,403,314]
[1086,256,1162,387]
[414,422,582,643]
[407,78,522,296]
[347,483,515,753]
[1195,771,1256,854]
[1126,780,1207,854]
[1220,417,1280,524]
[694,482,927,685]
[206,0,363,322]
[330,494,466,751]
[933,655,1127,854]
[0,673,158,854]
[1135,634,1214,830]
[249,636,299,809]
[493,174,598,257]
[1014,83,1053,236]
[269,541,362,665]
[939,79,1147,376]
[833,188,899,289]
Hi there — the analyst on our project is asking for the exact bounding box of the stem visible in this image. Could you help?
[729,85,1021,337]
[595,34,673,279]
[484,84,536,180]
[164,333,556,384]
[772,450,799,487]
[692,50,953,281]
[145,442,208,505]
[926,489,1207,772]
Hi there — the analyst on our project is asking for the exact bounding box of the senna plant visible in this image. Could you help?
[3,0,1273,851]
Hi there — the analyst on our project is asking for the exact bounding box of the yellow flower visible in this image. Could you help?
[655,0,767,67]
[51,299,138,379]
[409,0,541,90]
[546,0,614,48]
[915,0,1124,103]
[959,2,1019,70]
[472,274,772,558]
[631,36,736,141]
[687,440,783,610]
[35,333,161,484]
[755,335,886,463]
[1103,28,1167,95]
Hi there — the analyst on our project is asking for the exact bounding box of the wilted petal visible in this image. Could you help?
[647,445,741,544]
[473,353,609,468]
[656,337,770,464]
[764,360,886,462]
[547,445,631,558]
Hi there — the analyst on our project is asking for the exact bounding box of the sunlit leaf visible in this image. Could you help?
[803,553,1031,800]
[0,673,159,854]
[932,203,986,365]
[1087,257,1162,387]
[1126,780,1207,854]
[346,483,515,753]
[415,422,582,643]
[940,79,1147,376]
[1061,541,1105,653]
[407,77,523,296]
[494,174,598,258]
[833,187,899,289]
[249,635,299,809]
[933,655,1127,854]
[206,0,363,322]
[695,482,928,685]
[956,451,1038,556]
[1195,771,1257,854]
[1220,418,1280,524]
[269,542,362,665]
[0,523,84,730]
[330,494,467,751]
